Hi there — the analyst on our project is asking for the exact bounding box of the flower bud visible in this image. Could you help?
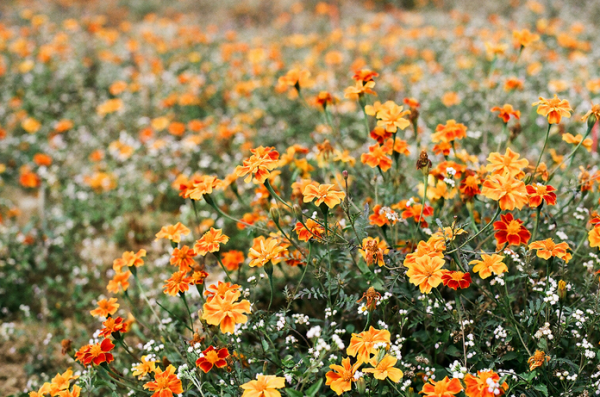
[558,280,567,300]
[355,377,366,395]
[293,204,303,220]
[342,170,348,179]
[269,206,280,224]
[416,150,432,176]
[587,113,598,129]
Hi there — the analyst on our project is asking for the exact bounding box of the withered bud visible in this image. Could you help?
[509,122,522,142]
[416,150,432,175]
[61,339,72,355]
[409,108,420,123]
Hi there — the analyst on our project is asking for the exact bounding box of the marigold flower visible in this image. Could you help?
[421,376,463,396]
[221,250,245,271]
[293,218,324,242]
[358,237,389,267]
[369,204,394,227]
[131,356,157,379]
[204,281,241,302]
[432,119,467,143]
[363,354,403,382]
[344,80,376,100]
[532,94,572,124]
[248,236,288,268]
[526,183,557,207]
[241,375,286,397]
[302,183,346,208]
[170,245,197,272]
[406,255,446,294]
[383,137,410,156]
[196,346,229,373]
[278,68,311,89]
[460,172,481,198]
[403,240,444,268]
[201,289,251,334]
[513,29,540,47]
[163,270,193,296]
[562,133,593,152]
[194,228,229,256]
[143,365,183,397]
[90,298,119,317]
[581,103,600,124]
[77,339,115,366]
[470,254,508,279]
[326,357,361,395]
[374,101,410,132]
[369,125,393,143]
[361,143,393,172]
[491,104,521,123]
[589,226,600,249]
[192,270,209,285]
[347,326,391,364]
[106,269,131,293]
[464,370,508,397]
[493,213,531,247]
[401,202,434,227]
[179,175,222,200]
[486,148,528,178]
[481,174,528,211]
[353,69,379,82]
[98,316,128,338]
[112,249,146,272]
[234,147,280,184]
[528,350,550,371]
[529,239,572,263]
[441,271,472,290]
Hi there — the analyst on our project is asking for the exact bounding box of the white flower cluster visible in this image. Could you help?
[573,206,588,221]
[577,337,596,359]
[306,325,321,339]
[331,334,345,350]
[503,249,524,271]
[534,322,553,340]
[493,325,507,341]
[292,313,310,325]
[485,376,503,395]
[448,360,467,379]
[275,312,286,331]
[555,370,577,381]
[379,206,399,222]
[325,307,337,318]
[444,167,456,187]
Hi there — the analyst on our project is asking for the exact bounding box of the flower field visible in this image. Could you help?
[3,0,600,396]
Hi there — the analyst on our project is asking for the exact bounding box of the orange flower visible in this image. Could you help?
[194,228,229,256]
[441,271,472,290]
[562,133,593,152]
[363,354,403,382]
[90,298,119,317]
[248,236,287,267]
[369,204,393,227]
[405,255,446,294]
[293,219,324,242]
[491,104,520,123]
[529,239,572,263]
[403,240,444,268]
[581,103,600,123]
[170,245,197,272]
[464,370,508,397]
[234,147,280,184]
[33,153,52,166]
[589,226,600,249]
[106,270,131,293]
[403,97,420,108]
[353,69,379,82]
[143,365,183,397]
[344,80,376,100]
[326,357,360,396]
[401,202,434,227]
[369,125,393,143]
[460,172,481,198]
[221,250,245,271]
[241,375,286,397]
[132,356,157,379]
[528,350,549,371]
[112,249,146,272]
[347,326,391,363]
[196,346,229,373]
[76,339,115,366]
[358,237,389,267]
[493,213,531,247]
[375,101,410,132]
[98,316,128,338]
[201,289,251,334]
[192,270,209,285]
[19,169,40,188]
[481,173,528,211]
[278,68,311,89]
[204,281,241,302]
[470,254,508,279]
[302,183,345,208]
[421,376,464,397]
[179,174,221,200]
[383,137,410,156]
[513,29,540,47]
[163,270,193,296]
[526,184,557,207]
[361,143,393,172]
[486,148,528,178]
[532,94,572,124]
[432,120,467,143]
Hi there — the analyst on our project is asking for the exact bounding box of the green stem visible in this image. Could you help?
[264,180,292,209]
[179,292,195,333]
[215,254,233,283]
[531,124,552,183]
[447,206,501,254]
[547,122,594,183]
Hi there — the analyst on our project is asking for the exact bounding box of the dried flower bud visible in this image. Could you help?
[61,339,72,355]
[342,170,348,179]
[409,108,420,123]
[558,280,567,300]
[509,122,522,142]
[416,150,432,175]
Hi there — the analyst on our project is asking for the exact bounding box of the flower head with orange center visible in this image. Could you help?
[179,175,221,200]
[486,148,528,178]
[77,339,115,366]
[143,365,183,397]
[481,173,528,211]
[155,222,191,244]
[374,101,410,133]
[302,183,345,209]
[353,69,379,82]
[358,237,389,267]
[248,236,287,268]
[293,218,324,242]
[383,137,410,156]
[192,270,209,285]
[491,104,521,123]
[194,228,229,256]
[361,143,393,172]
[278,68,311,90]
[106,269,131,293]
[326,357,360,395]
[90,298,119,317]
[241,375,286,397]
[344,80,376,100]
[201,289,250,334]
[405,255,446,294]
[460,172,481,198]
[204,281,241,302]
[347,326,391,364]
[464,370,508,397]
[529,239,572,263]
[369,204,395,227]
[513,29,540,48]
[528,350,550,371]
[163,270,193,296]
[562,133,593,152]
[526,183,557,207]
[369,125,393,143]
[363,354,403,382]
[470,254,508,279]
[441,271,472,290]
[532,94,572,124]
[234,147,280,184]
[98,316,128,338]
[221,250,245,271]
[170,245,197,272]
[403,240,444,268]
[431,120,467,143]
[493,213,531,247]
[132,355,157,379]
[421,376,463,397]
[196,346,229,373]
[401,202,434,227]
[589,226,600,249]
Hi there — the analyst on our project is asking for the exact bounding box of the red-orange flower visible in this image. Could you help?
[293,219,325,242]
[441,271,472,290]
[179,175,221,200]
[194,228,229,256]
[143,365,183,397]
[421,376,463,396]
[493,213,531,246]
[170,246,197,272]
[401,202,434,227]
[526,184,557,207]
[529,239,572,263]
[464,370,508,397]
[196,346,229,373]
[361,143,393,172]
[432,120,467,143]
[326,357,361,396]
[221,250,245,271]
[234,147,280,184]
[98,316,128,338]
[77,339,115,366]
[491,104,521,123]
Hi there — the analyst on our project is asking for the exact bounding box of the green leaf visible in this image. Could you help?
[285,388,304,397]
[445,345,461,357]
[306,378,324,397]
[533,384,548,396]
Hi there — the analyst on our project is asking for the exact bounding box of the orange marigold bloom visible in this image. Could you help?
[326,357,360,396]
[241,375,286,397]
[363,354,403,383]
[194,228,229,256]
[347,326,391,364]
[589,226,600,249]
[459,172,481,198]
[581,103,600,123]
[491,104,521,123]
[33,153,52,166]
[401,202,434,227]
[302,183,345,208]
[143,365,183,397]
[513,29,540,47]
[383,137,410,156]
[526,183,557,207]
[493,213,531,247]
[106,269,131,293]
[201,290,251,334]
[221,250,245,271]
[170,245,197,272]
[369,126,393,143]
[132,356,157,379]
[421,376,464,397]
[179,175,221,200]
[234,147,280,184]
[504,77,524,91]
[293,219,324,242]
[403,97,420,108]
[192,270,209,285]
[470,254,508,279]
[529,239,572,263]
[196,346,229,373]
[368,204,393,227]
[248,236,287,267]
[155,222,191,244]
[278,68,311,89]
[112,249,146,272]
[481,174,528,211]
[344,80,376,100]
[90,298,119,317]
[532,94,572,124]
[98,316,128,338]
[528,350,549,371]
[375,101,410,132]
[19,169,40,188]
[353,69,379,82]
[358,237,389,267]
[403,240,444,268]
[204,281,241,302]
[432,120,467,143]
[361,143,393,172]
[77,339,115,366]
[163,270,193,296]
[486,148,528,178]
[464,370,508,397]
[405,255,446,294]
[441,271,472,290]
[562,133,593,152]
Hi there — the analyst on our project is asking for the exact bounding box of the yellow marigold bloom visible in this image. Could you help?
[113,249,146,272]
[143,365,183,397]
[581,103,600,123]
[96,98,123,116]
[529,238,572,263]
[532,94,572,124]
[428,227,467,251]
[302,183,346,208]
[403,240,444,268]
[241,375,286,397]
[486,147,529,178]
[47,368,78,395]
[374,101,410,132]
[431,119,467,143]
[363,354,403,382]
[132,356,157,379]
[344,80,376,100]
[278,68,311,89]
[358,237,389,267]
[513,29,540,47]
[22,117,41,133]
[326,357,360,396]
[562,133,592,152]
[201,290,251,334]
[194,228,229,256]
[347,326,391,364]
[155,222,191,243]
[481,173,528,211]
[470,254,508,279]
[248,236,287,267]
[528,350,549,371]
[405,255,446,294]
[180,175,222,200]
[589,227,600,249]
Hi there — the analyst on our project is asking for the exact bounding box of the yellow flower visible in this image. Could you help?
[241,375,286,397]
[405,255,445,294]
[469,254,507,279]
[532,95,572,124]
[363,354,403,382]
